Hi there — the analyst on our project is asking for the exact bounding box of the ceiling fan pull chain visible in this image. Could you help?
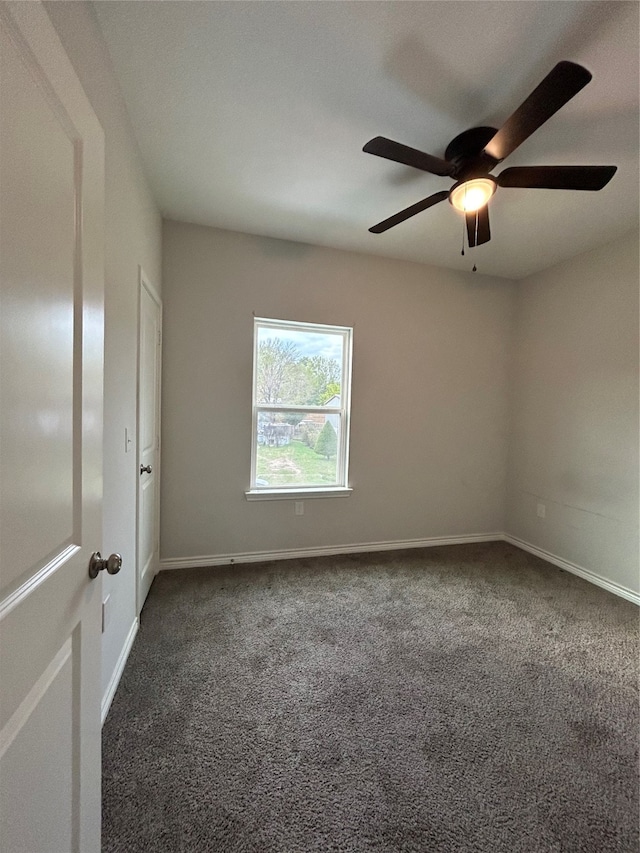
[472,209,478,271]
[461,216,465,256]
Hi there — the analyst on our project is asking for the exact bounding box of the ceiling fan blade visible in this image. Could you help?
[465,206,491,247]
[363,136,454,177]
[497,165,616,190]
[484,61,592,163]
[369,190,449,234]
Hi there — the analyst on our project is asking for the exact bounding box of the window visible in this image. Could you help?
[247,317,353,499]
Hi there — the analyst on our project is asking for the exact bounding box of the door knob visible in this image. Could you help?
[140,464,152,475]
[88,551,122,580]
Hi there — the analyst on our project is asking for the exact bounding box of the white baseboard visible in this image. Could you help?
[101,618,139,725]
[503,533,640,606]
[160,532,639,606]
[159,533,503,572]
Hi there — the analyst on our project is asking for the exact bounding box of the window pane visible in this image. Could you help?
[255,410,341,487]
[256,326,343,406]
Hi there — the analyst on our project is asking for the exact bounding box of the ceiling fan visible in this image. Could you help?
[363,61,616,248]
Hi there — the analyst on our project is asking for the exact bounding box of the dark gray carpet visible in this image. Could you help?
[102,542,639,852]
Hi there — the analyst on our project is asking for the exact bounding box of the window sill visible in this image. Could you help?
[245,487,353,501]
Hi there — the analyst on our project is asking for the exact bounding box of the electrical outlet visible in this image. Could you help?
[102,594,111,633]
[536,503,546,519]
[295,501,304,516]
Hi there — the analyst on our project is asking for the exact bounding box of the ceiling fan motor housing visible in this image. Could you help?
[444,126,500,180]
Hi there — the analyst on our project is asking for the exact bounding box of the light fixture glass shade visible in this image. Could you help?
[449,177,497,212]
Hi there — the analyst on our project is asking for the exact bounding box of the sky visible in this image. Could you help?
[258,327,343,363]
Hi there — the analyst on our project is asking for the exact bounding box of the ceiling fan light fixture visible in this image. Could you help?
[449,177,497,212]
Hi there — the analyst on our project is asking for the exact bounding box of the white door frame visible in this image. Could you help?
[136,266,162,616]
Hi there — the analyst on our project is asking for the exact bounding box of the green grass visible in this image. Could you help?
[256,439,337,486]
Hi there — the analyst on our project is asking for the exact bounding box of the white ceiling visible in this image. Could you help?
[93,1,639,279]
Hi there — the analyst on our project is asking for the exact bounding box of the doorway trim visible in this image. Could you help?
[136,266,162,616]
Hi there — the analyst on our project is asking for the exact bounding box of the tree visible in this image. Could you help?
[282,411,305,427]
[314,421,337,460]
[320,382,340,404]
[256,339,300,403]
[299,356,341,406]
[257,340,341,408]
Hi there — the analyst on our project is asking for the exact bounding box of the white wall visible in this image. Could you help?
[45,3,162,705]
[506,232,639,595]
[161,221,513,560]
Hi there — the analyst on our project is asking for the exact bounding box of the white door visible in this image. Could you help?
[137,271,161,612]
[0,3,105,852]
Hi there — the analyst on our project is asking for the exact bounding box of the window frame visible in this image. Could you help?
[246,317,353,500]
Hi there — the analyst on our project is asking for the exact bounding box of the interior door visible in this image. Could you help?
[0,3,104,851]
[137,271,161,612]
